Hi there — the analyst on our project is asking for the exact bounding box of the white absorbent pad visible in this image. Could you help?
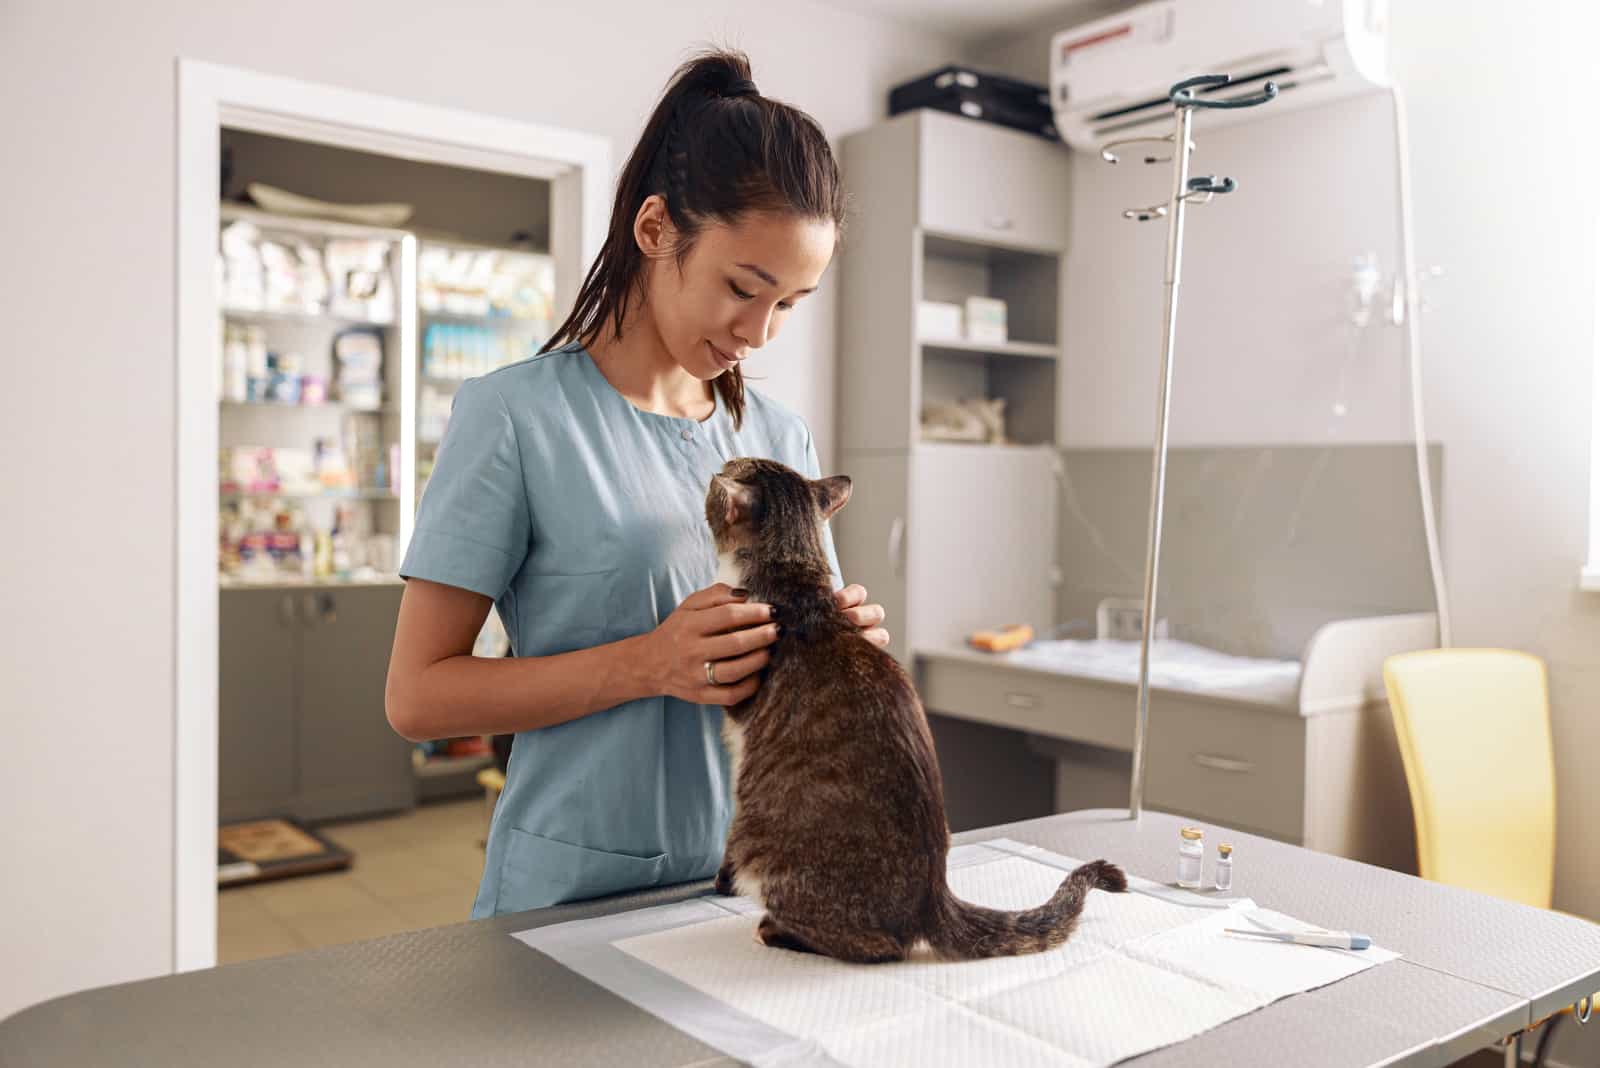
[1006,639,1302,700]
[513,839,1398,1067]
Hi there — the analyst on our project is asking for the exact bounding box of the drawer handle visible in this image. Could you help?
[1005,692,1039,709]
[986,214,1015,231]
[1193,753,1255,774]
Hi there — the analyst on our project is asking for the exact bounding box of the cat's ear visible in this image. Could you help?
[814,475,853,520]
[715,475,754,526]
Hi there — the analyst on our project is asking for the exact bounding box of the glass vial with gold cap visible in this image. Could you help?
[1177,826,1204,888]
[1214,843,1234,891]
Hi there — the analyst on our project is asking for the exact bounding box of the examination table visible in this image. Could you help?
[4,809,1597,1067]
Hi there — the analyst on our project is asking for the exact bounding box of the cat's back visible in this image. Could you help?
[757,623,937,778]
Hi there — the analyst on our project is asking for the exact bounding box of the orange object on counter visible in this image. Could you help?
[967,623,1034,653]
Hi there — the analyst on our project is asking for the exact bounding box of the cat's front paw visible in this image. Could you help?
[714,859,737,897]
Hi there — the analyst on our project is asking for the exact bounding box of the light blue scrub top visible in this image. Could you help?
[400,342,841,917]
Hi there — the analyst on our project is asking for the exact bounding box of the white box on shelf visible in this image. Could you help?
[916,300,963,341]
[964,296,1008,344]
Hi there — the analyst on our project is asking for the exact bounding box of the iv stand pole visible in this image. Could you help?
[1126,76,1278,822]
[1127,101,1195,822]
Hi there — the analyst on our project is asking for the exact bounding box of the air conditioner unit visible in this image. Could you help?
[1050,0,1389,151]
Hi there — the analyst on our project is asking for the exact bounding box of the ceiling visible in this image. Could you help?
[819,0,1130,43]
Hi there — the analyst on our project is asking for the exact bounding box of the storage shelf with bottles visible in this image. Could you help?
[215,208,560,588]
[217,204,412,588]
[415,237,555,510]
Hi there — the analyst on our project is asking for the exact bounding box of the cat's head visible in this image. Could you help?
[705,457,852,558]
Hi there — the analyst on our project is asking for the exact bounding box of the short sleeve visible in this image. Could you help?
[400,377,531,600]
[801,426,844,591]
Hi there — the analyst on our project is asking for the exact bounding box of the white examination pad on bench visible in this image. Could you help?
[513,839,1398,1067]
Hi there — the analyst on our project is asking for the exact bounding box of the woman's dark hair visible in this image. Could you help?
[542,48,845,429]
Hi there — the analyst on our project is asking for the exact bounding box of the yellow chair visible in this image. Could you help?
[1383,649,1555,907]
[1383,649,1593,1058]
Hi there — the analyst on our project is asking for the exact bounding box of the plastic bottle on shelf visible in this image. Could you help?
[447,325,464,379]
[244,326,269,402]
[313,530,334,580]
[296,508,315,580]
[223,325,248,403]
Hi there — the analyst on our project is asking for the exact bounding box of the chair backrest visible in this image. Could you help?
[1383,649,1555,908]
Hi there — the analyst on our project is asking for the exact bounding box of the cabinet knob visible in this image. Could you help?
[278,595,296,627]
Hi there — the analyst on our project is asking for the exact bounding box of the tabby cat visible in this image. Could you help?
[705,457,1126,963]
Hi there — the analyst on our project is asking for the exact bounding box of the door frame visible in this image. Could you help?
[175,58,609,971]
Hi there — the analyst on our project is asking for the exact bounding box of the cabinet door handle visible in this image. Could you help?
[1193,753,1255,774]
[986,214,1015,231]
[317,593,337,625]
[278,595,296,628]
[301,593,319,628]
[1005,692,1039,710]
[888,517,906,578]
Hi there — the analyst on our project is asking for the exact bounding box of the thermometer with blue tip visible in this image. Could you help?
[1224,926,1372,950]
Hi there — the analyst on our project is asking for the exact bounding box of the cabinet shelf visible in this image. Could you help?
[221,401,394,414]
[919,337,1059,360]
[220,488,398,501]
[219,576,403,590]
[222,305,394,329]
[421,309,549,328]
[922,228,1063,262]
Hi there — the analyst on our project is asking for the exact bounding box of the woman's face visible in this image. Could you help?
[636,198,836,380]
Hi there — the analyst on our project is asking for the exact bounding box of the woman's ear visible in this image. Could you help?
[634,194,672,257]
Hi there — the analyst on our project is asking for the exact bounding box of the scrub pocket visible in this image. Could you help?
[497,826,667,912]
[525,570,614,653]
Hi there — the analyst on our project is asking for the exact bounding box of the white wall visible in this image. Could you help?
[976,1,1600,1062]
[0,0,956,1020]
[1051,91,1411,447]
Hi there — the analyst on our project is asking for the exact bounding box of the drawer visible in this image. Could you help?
[916,653,1134,752]
[918,110,1071,250]
[1145,698,1308,843]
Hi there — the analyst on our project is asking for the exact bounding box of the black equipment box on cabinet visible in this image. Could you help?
[888,65,1059,142]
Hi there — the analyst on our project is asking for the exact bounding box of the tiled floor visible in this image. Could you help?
[217,798,488,964]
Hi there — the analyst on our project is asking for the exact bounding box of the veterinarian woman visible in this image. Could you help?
[385,49,889,917]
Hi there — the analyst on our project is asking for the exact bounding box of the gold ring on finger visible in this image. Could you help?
[705,660,720,686]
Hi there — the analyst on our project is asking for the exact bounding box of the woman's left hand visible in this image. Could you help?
[835,584,890,649]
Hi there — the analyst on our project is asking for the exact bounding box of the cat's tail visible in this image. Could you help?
[924,859,1127,960]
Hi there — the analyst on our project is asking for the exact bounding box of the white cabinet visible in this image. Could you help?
[918,109,1071,251]
[834,111,1068,669]
[908,444,1058,650]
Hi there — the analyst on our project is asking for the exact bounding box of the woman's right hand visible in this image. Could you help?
[637,583,779,706]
